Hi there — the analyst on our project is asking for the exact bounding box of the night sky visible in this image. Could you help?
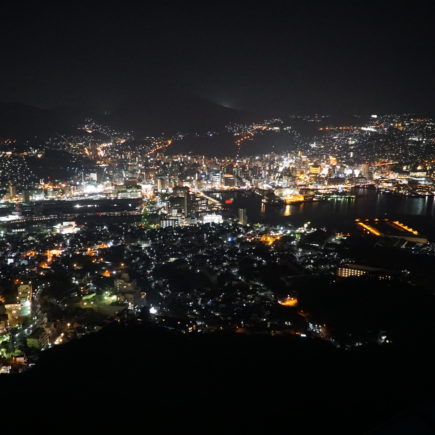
[1,1,434,115]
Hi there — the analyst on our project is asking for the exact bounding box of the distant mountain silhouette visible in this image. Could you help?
[0,102,87,139]
[99,95,257,136]
[0,97,258,140]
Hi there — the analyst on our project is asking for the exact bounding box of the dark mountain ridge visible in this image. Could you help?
[1,322,434,434]
[0,102,86,139]
[0,96,258,140]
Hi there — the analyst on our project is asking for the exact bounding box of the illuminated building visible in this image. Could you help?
[238,208,247,225]
[4,304,22,327]
[54,221,80,234]
[337,264,392,280]
[223,174,236,187]
[8,182,16,199]
[260,234,282,245]
[355,220,382,236]
[46,249,63,263]
[278,297,298,307]
[117,188,142,199]
[202,214,223,224]
[183,190,191,217]
[209,171,221,185]
[309,165,321,175]
[284,194,305,204]
[329,156,337,166]
[17,283,32,316]
[160,217,180,228]
[391,220,419,236]
[360,163,370,179]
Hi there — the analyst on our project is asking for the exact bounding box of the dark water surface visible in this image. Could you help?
[219,190,435,240]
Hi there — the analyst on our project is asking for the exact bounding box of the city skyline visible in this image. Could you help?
[2,2,435,433]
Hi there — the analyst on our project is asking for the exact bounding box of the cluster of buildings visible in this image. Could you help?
[1,113,435,372]
[2,114,435,209]
[0,216,327,372]
[1,192,433,373]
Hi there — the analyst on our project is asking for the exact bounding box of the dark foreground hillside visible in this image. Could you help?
[2,323,435,434]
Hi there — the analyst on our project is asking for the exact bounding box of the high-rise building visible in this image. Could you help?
[22,189,30,203]
[238,208,248,225]
[157,177,167,192]
[223,174,236,187]
[224,164,234,175]
[360,163,370,179]
[8,182,16,199]
[209,171,221,185]
[183,191,190,217]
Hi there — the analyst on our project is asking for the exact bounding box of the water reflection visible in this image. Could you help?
[283,205,291,217]
[260,202,266,214]
[222,190,435,238]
